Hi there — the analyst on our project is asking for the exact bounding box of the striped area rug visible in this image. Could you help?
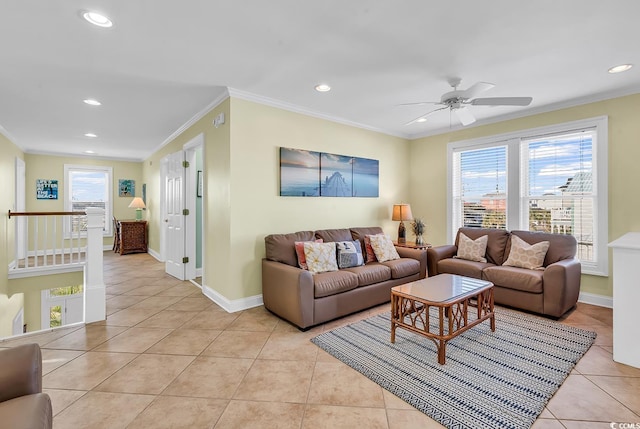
[311,307,596,429]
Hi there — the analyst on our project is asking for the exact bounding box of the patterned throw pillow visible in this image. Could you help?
[502,235,550,270]
[368,234,400,263]
[294,239,323,270]
[455,233,488,263]
[336,241,364,269]
[303,242,338,273]
[363,234,382,263]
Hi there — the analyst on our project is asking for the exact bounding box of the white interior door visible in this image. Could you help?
[164,151,186,280]
[15,157,26,259]
[64,296,84,325]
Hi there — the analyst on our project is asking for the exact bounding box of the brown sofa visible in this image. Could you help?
[0,343,52,429]
[262,226,427,329]
[427,228,581,318]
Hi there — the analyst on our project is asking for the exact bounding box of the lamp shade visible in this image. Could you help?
[128,197,146,209]
[392,204,413,221]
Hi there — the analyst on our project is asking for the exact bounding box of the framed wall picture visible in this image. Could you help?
[197,171,203,197]
[142,183,147,209]
[36,179,58,200]
[118,179,135,197]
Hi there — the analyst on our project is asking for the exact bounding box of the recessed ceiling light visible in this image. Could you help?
[608,64,633,74]
[84,133,97,138]
[314,83,331,92]
[84,150,95,154]
[416,118,428,123]
[82,11,113,28]
[83,99,101,106]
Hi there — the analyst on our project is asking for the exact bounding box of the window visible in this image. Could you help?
[448,117,608,275]
[64,165,112,236]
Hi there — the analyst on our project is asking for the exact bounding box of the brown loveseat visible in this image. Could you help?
[427,228,581,318]
[262,227,427,329]
[0,343,52,429]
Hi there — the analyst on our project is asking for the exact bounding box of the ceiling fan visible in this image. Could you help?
[401,78,533,126]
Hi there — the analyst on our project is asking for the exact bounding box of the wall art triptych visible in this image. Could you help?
[279,147,379,197]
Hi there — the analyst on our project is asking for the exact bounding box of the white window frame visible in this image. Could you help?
[64,164,113,237]
[447,116,608,276]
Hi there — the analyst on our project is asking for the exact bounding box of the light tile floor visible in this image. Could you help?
[2,251,639,428]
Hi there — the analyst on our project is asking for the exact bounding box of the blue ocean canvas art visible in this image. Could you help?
[280,148,320,196]
[352,157,379,197]
[320,153,353,197]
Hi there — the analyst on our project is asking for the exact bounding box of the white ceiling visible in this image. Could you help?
[1,1,639,161]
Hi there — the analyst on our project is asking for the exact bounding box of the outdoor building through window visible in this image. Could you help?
[64,165,112,236]
[448,117,608,275]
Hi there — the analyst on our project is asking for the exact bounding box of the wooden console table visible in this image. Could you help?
[119,220,147,255]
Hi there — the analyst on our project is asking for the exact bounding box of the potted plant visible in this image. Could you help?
[411,218,426,245]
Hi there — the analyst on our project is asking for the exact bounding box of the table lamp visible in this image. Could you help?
[392,203,413,243]
[128,197,146,221]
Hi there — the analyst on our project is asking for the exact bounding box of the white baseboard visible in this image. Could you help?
[202,286,263,313]
[578,292,613,308]
[196,267,203,278]
[147,248,162,262]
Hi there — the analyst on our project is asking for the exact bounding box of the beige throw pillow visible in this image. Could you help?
[303,242,338,273]
[368,234,400,262]
[502,235,550,270]
[455,233,488,263]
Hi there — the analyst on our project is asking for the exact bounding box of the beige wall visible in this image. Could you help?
[25,154,143,247]
[223,98,409,300]
[147,97,410,302]
[409,93,640,298]
[0,135,24,336]
[0,135,24,293]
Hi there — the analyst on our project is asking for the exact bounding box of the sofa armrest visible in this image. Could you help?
[395,247,427,279]
[262,259,315,329]
[426,245,458,277]
[0,343,43,403]
[543,258,582,318]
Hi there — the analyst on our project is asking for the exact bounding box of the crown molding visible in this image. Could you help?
[227,87,409,139]
[24,149,145,163]
[153,88,230,157]
[0,124,23,150]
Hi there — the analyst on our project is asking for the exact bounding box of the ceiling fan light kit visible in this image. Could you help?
[402,79,533,127]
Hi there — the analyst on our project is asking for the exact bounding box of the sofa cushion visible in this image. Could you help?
[294,239,323,270]
[437,258,493,279]
[483,265,544,293]
[314,228,353,243]
[502,235,550,270]
[336,241,364,269]
[350,227,384,261]
[369,234,400,262]
[313,270,358,298]
[380,258,420,279]
[343,263,391,286]
[265,231,315,267]
[457,227,510,265]
[455,232,488,262]
[511,230,576,266]
[304,242,338,273]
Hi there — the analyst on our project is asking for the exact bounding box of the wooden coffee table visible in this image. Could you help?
[390,274,495,364]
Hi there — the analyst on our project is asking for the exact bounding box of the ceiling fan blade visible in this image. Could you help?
[460,82,495,99]
[395,101,440,107]
[454,107,476,126]
[404,106,448,125]
[471,96,533,106]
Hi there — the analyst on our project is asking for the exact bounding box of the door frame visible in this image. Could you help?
[184,134,204,281]
[15,157,26,260]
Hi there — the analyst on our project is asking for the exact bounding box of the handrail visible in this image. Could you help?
[8,210,85,218]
